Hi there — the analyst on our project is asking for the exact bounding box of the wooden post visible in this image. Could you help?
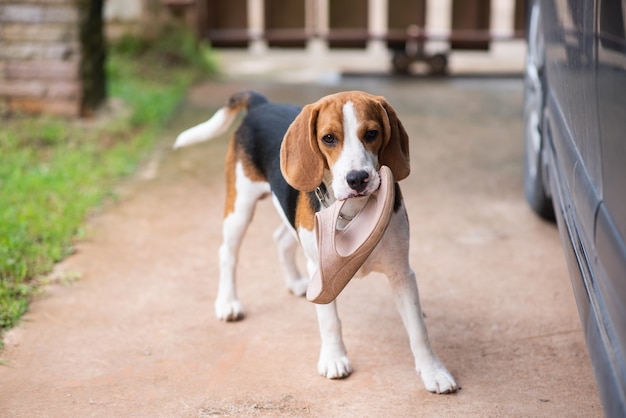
[78,0,107,116]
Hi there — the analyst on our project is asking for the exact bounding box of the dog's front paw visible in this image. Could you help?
[419,363,458,394]
[287,277,309,297]
[318,353,352,379]
[214,298,244,321]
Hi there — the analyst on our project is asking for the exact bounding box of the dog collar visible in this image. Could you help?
[314,184,355,222]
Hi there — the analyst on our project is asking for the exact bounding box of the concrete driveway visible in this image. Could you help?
[0,72,601,417]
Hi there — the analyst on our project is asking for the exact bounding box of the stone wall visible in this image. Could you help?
[105,0,178,40]
[0,0,105,117]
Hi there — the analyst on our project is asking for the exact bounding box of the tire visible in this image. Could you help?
[427,53,448,76]
[392,49,411,74]
[523,1,554,220]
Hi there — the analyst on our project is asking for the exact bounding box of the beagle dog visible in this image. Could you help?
[174,90,457,394]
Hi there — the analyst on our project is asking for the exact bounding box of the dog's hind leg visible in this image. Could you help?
[216,159,270,321]
[273,223,309,296]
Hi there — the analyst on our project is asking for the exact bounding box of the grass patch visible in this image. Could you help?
[0,29,216,337]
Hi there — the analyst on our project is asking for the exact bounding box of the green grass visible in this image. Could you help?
[0,29,216,336]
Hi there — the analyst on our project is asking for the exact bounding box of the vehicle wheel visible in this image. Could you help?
[427,53,448,76]
[392,49,412,74]
[523,1,554,220]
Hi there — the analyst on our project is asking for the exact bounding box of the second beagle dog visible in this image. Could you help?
[174,90,457,394]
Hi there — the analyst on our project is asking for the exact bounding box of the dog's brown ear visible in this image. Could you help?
[377,98,410,181]
[280,104,325,192]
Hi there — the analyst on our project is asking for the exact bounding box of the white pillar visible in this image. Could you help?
[367,0,388,54]
[491,0,516,39]
[425,0,452,52]
[308,0,329,53]
[248,0,266,54]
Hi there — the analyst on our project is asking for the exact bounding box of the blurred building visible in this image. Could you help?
[0,0,526,117]
[106,0,526,73]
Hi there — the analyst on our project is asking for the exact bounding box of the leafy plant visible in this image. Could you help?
[0,28,216,337]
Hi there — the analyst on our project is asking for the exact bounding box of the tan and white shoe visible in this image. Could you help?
[307,166,395,304]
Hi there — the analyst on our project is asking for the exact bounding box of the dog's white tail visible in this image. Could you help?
[173,90,267,150]
[173,107,238,149]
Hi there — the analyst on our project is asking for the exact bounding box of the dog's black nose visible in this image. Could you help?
[346,170,369,193]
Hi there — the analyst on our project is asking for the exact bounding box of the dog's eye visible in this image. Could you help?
[364,130,378,142]
[321,134,337,145]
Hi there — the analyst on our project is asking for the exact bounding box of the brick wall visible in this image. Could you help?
[0,0,104,117]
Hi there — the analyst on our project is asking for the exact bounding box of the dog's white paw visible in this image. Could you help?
[318,353,352,379]
[214,298,244,321]
[287,277,309,297]
[419,363,458,394]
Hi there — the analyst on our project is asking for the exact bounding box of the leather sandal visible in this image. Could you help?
[307,166,395,304]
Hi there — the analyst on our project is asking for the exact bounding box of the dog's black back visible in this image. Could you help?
[234,92,304,227]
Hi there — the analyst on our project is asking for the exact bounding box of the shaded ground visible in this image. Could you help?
[0,75,601,417]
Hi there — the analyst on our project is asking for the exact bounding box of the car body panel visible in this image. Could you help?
[530,0,626,415]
